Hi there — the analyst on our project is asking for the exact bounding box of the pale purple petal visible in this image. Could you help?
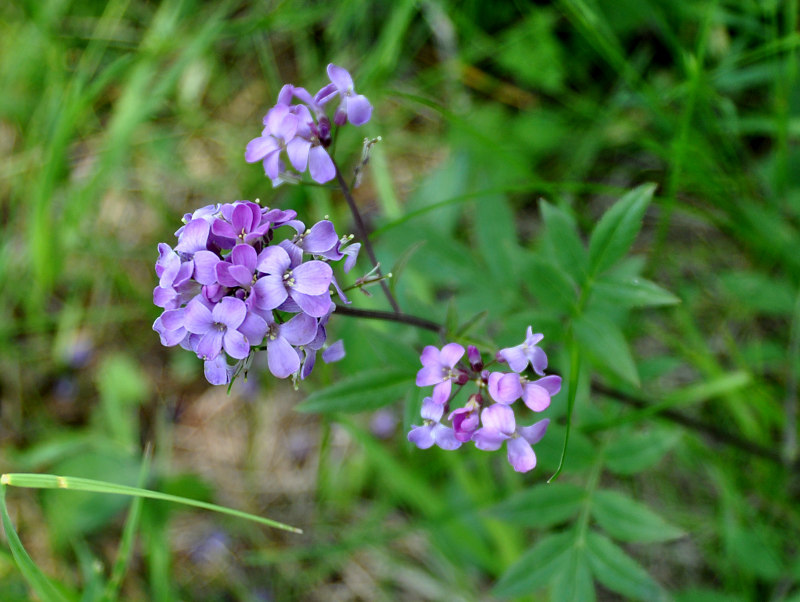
[245,135,278,163]
[432,380,452,404]
[281,312,317,346]
[292,260,333,295]
[327,63,354,91]
[196,329,224,360]
[256,245,291,274]
[290,290,332,318]
[231,244,257,271]
[265,104,290,132]
[481,403,515,436]
[315,82,338,105]
[308,146,335,183]
[432,424,461,450]
[238,311,267,346]
[175,219,210,254]
[153,286,177,309]
[525,326,544,347]
[439,343,465,368]
[267,335,301,378]
[303,220,338,253]
[416,365,442,387]
[488,372,523,404]
[420,397,443,422]
[286,138,311,172]
[160,308,185,331]
[529,346,548,376]
[472,427,507,451]
[347,94,372,126]
[204,355,230,386]
[212,297,246,329]
[408,425,436,449]
[223,329,250,360]
[522,383,551,412]
[262,150,282,180]
[228,264,253,287]
[497,345,528,373]
[518,418,550,445]
[343,243,360,272]
[534,375,562,396]
[193,251,220,285]
[507,437,537,472]
[419,346,441,368]
[183,300,214,334]
[322,340,345,363]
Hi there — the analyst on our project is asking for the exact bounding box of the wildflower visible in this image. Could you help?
[472,404,550,473]
[448,394,482,442]
[183,297,265,361]
[253,245,333,318]
[407,398,461,450]
[497,326,548,375]
[315,64,373,126]
[415,343,466,403]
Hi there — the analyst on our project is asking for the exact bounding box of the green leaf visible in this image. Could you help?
[488,482,585,527]
[493,530,575,598]
[574,312,640,387]
[604,428,682,475]
[592,489,684,543]
[296,367,414,413]
[539,200,588,282]
[474,193,519,284]
[525,254,578,313]
[551,546,595,602]
[588,184,655,276]
[0,486,76,602]
[1,473,299,533]
[592,276,680,308]
[586,531,664,601]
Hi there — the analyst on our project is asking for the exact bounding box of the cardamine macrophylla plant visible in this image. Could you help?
[152,64,560,473]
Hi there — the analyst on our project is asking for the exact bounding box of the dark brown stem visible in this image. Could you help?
[332,160,401,314]
[334,304,441,334]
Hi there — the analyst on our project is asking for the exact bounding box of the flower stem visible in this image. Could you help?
[334,304,441,334]
[332,160,401,314]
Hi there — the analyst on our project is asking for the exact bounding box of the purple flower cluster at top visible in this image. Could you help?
[409,327,561,473]
[153,200,359,385]
[245,64,372,186]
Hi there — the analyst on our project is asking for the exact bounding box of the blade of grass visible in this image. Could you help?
[0,485,76,602]
[0,474,301,534]
[101,446,153,601]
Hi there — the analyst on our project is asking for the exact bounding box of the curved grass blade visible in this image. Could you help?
[1,474,301,534]
[0,485,75,602]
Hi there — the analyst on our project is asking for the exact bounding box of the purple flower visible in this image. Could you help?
[253,245,333,318]
[215,244,258,291]
[261,311,317,378]
[497,326,548,375]
[315,64,372,126]
[487,371,523,404]
[245,104,301,181]
[472,404,549,473]
[520,374,562,412]
[321,339,345,363]
[448,395,482,442]
[183,297,264,361]
[211,202,270,247]
[407,398,461,450]
[416,343,466,403]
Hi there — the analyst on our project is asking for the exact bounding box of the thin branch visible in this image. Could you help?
[332,160,401,314]
[334,304,441,334]
[334,305,797,470]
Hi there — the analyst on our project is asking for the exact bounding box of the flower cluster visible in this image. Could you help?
[245,64,372,186]
[409,327,561,473]
[153,200,358,385]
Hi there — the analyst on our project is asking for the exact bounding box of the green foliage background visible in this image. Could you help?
[1,0,799,600]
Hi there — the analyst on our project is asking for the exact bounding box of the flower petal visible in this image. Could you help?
[267,335,301,378]
[346,94,372,126]
[327,63,353,91]
[308,146,335,183]
[223,329,250,360]
[522,383,551,412]
[322,340,345,363]
[439,343,465,368]
[432,424,461,450]
[518,418,550,445]
[290,290,332,318]
[488,372,523,404]
[407,425,435,450]
[292,260,333,295]
[480,403,515,436]
[507,437,537,473]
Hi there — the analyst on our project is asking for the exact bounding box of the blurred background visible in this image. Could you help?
[1,0,799,600]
